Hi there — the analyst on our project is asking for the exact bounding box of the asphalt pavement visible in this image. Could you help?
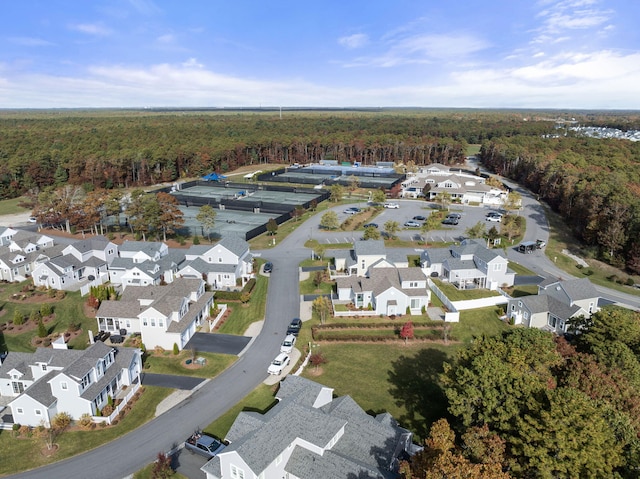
[6,170,640,479]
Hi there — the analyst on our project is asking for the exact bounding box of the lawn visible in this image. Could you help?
[432,279,502,301]
[143,350,237,378]
[217,273,268,335]
[0,197,31,215]
[203,384,278,440]
[299,271,334,295]
[0,385,173,475]
[0,286,95,353]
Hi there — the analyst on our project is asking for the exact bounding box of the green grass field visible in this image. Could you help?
[217,274,268,335]
[0,197,30,216]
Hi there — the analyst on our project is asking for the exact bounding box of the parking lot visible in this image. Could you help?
[315,200,506,244]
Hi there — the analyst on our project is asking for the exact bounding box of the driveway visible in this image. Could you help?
[184,332,252,355]
[141,373,205,390]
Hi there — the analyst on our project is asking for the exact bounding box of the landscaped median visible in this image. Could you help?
[311,319,455,343]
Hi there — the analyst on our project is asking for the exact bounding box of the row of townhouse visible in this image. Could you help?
[0,226,253,293]
[0,341,142,428]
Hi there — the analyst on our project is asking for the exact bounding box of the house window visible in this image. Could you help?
[493,263,502,271]
[41,364,47,371]
[126,320,131,328]
[523,312,529,320]
[518,301,522,307]
[159,319,164,328]
[143,319,148,326]
[511,304,515,311]
[35,409,42,416]
[61,381,68,390]
[16,407,24,414]
[12,382,24,394]
[218,257,222,263]
[230,465,245,479]
[410,298,420,309]
[548,316,557,328]
[151,319,156,327]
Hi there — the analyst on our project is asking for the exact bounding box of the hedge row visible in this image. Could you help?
[312,327,456,342]
[215,278,257,301]
[315,320,437,330]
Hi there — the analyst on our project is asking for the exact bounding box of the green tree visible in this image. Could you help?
[383,220,400,239]
[372,189,387,205]
[420,214,440,239]
[510,387,622,477]
[502,191,522,214]
[442,328,561,432]
[465,221,487,239]
[196,204,217,242]
[434,191,452,210]
[266,218,278,235]
[320,211,339,230]
[37,318,48,338]
[363,226,381,240]
[329,184,344,202]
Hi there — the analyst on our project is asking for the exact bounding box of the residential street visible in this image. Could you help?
[4,181,640,479]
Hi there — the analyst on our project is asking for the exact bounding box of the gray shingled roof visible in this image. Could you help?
[64,341,114,380]
[67,235,110,254]
[545,277,599,302]
[118,240,165,256]
[354,239,386,257]
[517,294,581,320]
[336,267,428,298]
[218,235,249,258]
[22,370,58,407]
[203,376,410,479]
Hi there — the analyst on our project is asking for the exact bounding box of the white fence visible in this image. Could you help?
[80,272,109,297]
[92,380,141,425]
[206,304,228,331]
[427,279,460,322]
[451,295,509,311]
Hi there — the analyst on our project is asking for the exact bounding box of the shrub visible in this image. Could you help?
[101,405,113,416]
[30,310,42,323]
[583,269,594,276]
[78,413,94,430]
[40,303,54,316]
[173,343,179,355]
[13,310,24,326]
[42,338,51,347]
[67,321,82,332]
[37,318,48,338]
[192,235,200,245]
[18,425,31,437]
[626,277,635,286]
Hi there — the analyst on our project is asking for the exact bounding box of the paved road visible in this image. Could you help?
[141,373,205,390]
[184,332,251,355]
[7,170,640,478]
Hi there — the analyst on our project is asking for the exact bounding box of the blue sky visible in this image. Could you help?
[1,0,639,109]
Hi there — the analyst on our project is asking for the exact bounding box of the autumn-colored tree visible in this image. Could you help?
[151,452,174,479]
[309,351,327,371]
[312,296,332,325]
[400,321,414,344]
[329,184,344,202]
[372,189,387,205]
[290,206,305,222]
[157,192,184,241]
[347,175,360,196]
[400,419,510,479]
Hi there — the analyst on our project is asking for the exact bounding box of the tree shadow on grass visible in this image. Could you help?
[387,347,450,440]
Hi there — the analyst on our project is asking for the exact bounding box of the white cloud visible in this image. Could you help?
[157,34,175,44]
[9,37,54,47]
[338,33,369,49]
[70,23,113,36]
[533,0,612,44]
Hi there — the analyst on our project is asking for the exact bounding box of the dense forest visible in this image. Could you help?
[2,108,640,272]
[0,110,553,197]
[480,135,640,273]
[402,308,640,478]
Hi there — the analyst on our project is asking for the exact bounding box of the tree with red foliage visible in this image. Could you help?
[400,321,414,344]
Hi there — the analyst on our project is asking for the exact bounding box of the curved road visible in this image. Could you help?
[8,180,640,478]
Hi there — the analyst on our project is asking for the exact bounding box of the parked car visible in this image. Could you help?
[280,334,297,354]
[518,241,537,254]
[363,223,378,229]
[28,217,37,223]
[287,317,302,336]
[441,218,459,225]
[185,431,226,458]
[268,352,291,375]
[536,239,546,249]
[384,202,399,209]
[447,213,462,219]
[404,220,420,228]
[486,211,502,218]
[413,215,426,221]
[263,262,273,274]
[343,207,361,214]
[486,215,501,223]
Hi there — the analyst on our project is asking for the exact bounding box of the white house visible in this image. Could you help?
[117,240,169,263]
[0,342,142,427]
[401,164,507,205]
[507,277,600,334]
[0,226,18,246]
[335,267,430,316]
[31,236,117,291]
[95,278,214,351]
[329,240,408,278]
[421,239,515,290]
[201,376,420,479]
[179,235,253,289]
[0,231,59,282]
